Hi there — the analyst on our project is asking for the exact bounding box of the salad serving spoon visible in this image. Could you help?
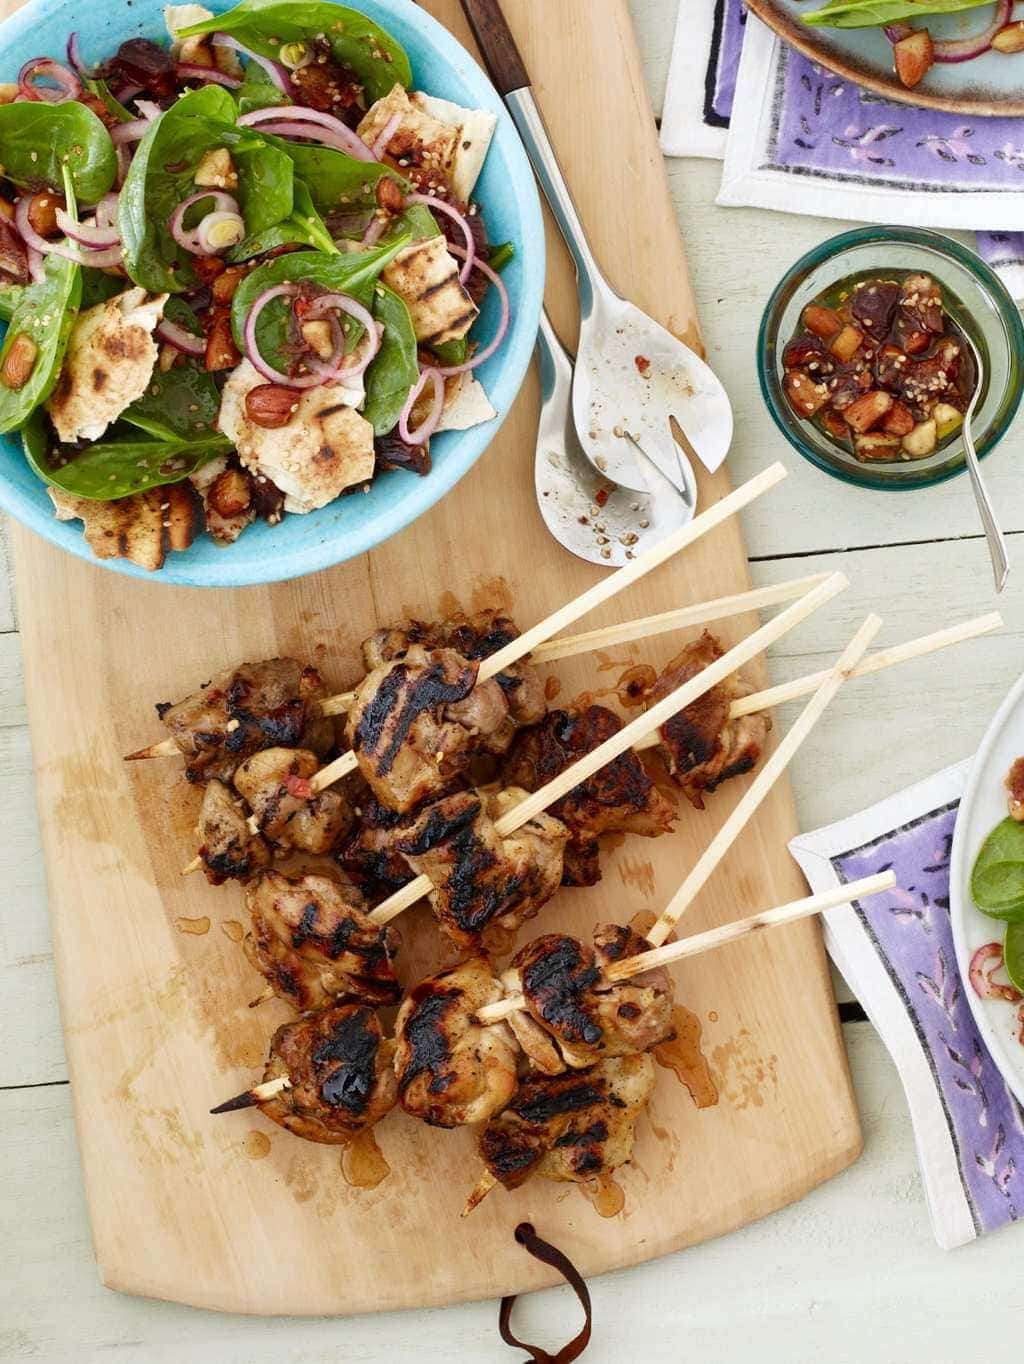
[460,0,734,492]
[958,328,1009,593]
[533,309,695,568]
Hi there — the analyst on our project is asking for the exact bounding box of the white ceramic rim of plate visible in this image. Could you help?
[950,668,1024,1106]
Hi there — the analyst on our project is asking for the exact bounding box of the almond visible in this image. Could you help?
[2,332,37,389]
[376,176,404,214]
[245,383,299,429]
[26,190,64,238]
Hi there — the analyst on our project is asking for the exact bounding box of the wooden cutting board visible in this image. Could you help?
[11,0,861,1316]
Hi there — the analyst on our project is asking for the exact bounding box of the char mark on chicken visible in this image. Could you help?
[245,871,401,1011]
[393,955,519,1128]
[360,609,546,755]
[156,658,334,784]
[502,704,676,884]
[345,645,482,812]
[391,787,567,950]
[196,778,271,883]
[652,632,771,810]
[234,748,354,854]
[337,793,417,898]
[504,925,675,1070]
[478,1053,655,1189]
[257,1003,397,1145]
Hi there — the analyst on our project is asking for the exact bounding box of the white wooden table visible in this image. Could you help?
[4,4,1024,1359]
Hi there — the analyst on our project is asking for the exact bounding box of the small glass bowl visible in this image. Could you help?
[757,226,1024,491]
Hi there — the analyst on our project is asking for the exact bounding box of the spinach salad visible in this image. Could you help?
[0,2,509,570]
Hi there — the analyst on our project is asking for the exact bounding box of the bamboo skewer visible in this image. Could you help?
[643,612,882,948]
[472,869,897,1026]
[210,1073,291,1114]
[366,573,848,926]
[126,737,179,761]
[316,574,830,718]
[308,464,788,794]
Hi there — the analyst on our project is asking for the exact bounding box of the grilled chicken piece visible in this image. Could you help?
[503,925,674,1070]
[257,1003,397,1145]
[1007,757,1024,821]
[345,645,481,813]
[152,658,333,784]
[360,610,545,756]
[502,704,676,884]
[196,778,270,883]
[49,482,203,573]
[245,871,401,1011]
[391,787,567,949]
[381,234,478,347]
[233,748,353,854]
[337,794,416,898]
[393,955,519,1127]
[478,1053,655,1190]
[651,632,771,810]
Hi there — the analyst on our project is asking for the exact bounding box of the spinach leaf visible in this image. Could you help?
[80,268,127,310]
[262,134,404,217]
[236,61,290,115]
[179,0,412,101]
[0,279,23,323]
[1006,921,1024,994]
[121,300,222,441]
[228,179,335,260]
[230,236,410,362]
[362,285,417,436]
[23,408,229,500]
[118,88,293,292]
[489,241,515,273]
[971,817,1024,919]
[83,77,133,123]
[802,0,992,26]
[429,337,467,367]
[0,253,80,434]
[0,101,116,202]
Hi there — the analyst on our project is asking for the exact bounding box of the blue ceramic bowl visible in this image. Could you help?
[0,0,544,585]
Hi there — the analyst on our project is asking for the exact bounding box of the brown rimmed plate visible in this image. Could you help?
[746,0,1024,117]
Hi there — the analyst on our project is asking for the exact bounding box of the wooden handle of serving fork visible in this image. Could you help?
[460,0,531,94]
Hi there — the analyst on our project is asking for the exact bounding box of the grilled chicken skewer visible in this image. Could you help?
[363,575,848,926]
[463,869,895,1214]
[308,465,788,794]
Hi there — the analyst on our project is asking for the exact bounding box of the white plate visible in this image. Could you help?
[950,669,1024,1106]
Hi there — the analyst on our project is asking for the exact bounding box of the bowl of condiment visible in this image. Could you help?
[757,226,1024,490]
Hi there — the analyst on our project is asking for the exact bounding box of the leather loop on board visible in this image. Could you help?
[498,1223,592,1362]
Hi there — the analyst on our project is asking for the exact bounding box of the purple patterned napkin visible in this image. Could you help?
[660,0,1024,294]
[791,761,1024,1248]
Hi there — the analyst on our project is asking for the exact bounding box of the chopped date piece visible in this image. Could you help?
[819,407,849,443]
[375,434,432,477]
[850,280,900,339]
[894,314,931,355]
[874,343,908,389]
[827,365,871,411]
[783,333,833,374]
[900,340,959,409]
[290,43,364,123]
[783,369,829,417]
[101,37,176,99]
[900,274,944,334]
[802,303,843,341]
[844,390,894,434]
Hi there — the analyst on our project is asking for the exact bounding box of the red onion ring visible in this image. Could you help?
[95,193,120,228]
[370,111,403,160]
[933,0,1011,61]
[176,61,243,88]
[196,210,245,254]
[66,32,92,78]
[169,190,239,254]
[398,366,444,445]
[17,57,81,103]
[55,208,120,248]
[156,317,206,357]
[968,942,1022,1002]
[434,247,510,377]
[135,99,163,121]
[112,82,143,104]
[361,215,386,247]
[244,283,333,388]
[242,119,364,156]
[15,194,122,266]
[212,33,291,93]
[26,245,45,283]
[405,192,475,284]
[304,292,381,378]
[238,105,376,162]
[112,118,153,145]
